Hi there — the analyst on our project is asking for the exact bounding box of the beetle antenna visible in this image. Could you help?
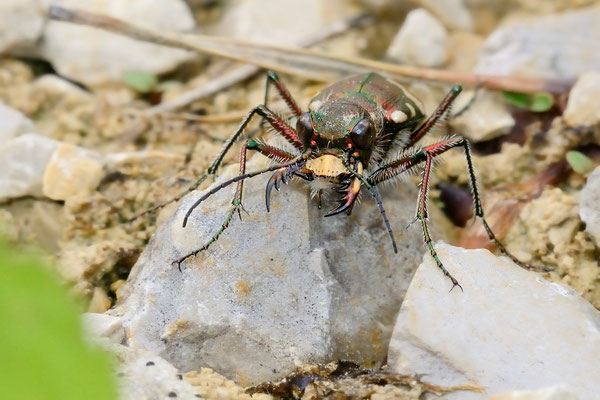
[344,160,398,253]
[183,159,300,227]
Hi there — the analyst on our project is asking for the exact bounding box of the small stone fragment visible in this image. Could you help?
[88,287,112,313]
[81,312,125,344]
[0,0,45,54]
[413,0,473,31]
[386,9,449,68]
[0,102,36,142]
[450,90,515,142]
[37,0,196,86]
[476,5,600,78]
[215,0,357,46]
[564,71,600,127]
[119,353,198,400]
[0,134,59,202]
[580,166,600,247]
[388,243,600,399]
[42,143,104,201]
[489,385,579,400]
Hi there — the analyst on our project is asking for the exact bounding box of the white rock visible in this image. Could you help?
[580,166,600,247]
[214,0,357,46]
[489,385,579,400]
[38,0,196,86]
[388,243,600,399]
[116,157,435,384]
[42,143,104,201]
[82,313,125,344]
[564,72,600,127]
[0,0,45,55]
[32,74,92,103]
[476,5,600,78]
[413,0,473,31]
[387,9,448,68]
[119,352,198,400]
[450,90,515,142]
[0,134,59,202]
[0,102,36,142]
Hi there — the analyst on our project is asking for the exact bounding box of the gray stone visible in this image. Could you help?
[450,90,515,142]
[115,156,436,384]
[214,0,357,46]
[0,134,59,202]
[0,0,45,55]
[388,243,600,399]
[489,386,580,400]
[564,71,600,127]
[0,102,36,142]
[414,0,473,31]
[386,9,449,68]
[37,0,196,86]
[476,5,600,78]
[580,166,600,247]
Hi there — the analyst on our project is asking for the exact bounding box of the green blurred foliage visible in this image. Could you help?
[566,150,595,176]
[123,70,158,93]
[0,241,116,400]
[503,91,554,112]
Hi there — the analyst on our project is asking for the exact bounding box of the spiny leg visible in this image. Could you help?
[175,140,300,267]
[369,136,548,287]
[342,159,399,254]
[406,85,462,148]
[130,104,303,222]
[263,71,303,117]
[416,152,462,291]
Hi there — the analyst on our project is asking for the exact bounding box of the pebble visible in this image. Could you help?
[0,101,36,142]
[413,0,473,31]
[388,243,600,399]
[563,71,600,127]
[0,0,45,54]
[42,143,104,201]
[115,155,443,385]
[37,0,196,86]
[214,0,358,46]
[450,90,515,142]
[580,166,600,247]
[489,385,579,400]
[0,134,59,202]
[386,9,449,68]
[476,5,600,78]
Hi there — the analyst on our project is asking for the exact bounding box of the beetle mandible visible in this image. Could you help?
[140,71,545,290]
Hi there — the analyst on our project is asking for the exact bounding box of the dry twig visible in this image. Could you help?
[49,5,574,94]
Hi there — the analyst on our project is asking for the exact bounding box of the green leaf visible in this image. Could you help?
[503,91,554,112]
[0,242,117,400]
[123,70,158,93]
[566,150,595,176]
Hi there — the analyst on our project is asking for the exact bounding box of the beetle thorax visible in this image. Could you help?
[310,100,379,142]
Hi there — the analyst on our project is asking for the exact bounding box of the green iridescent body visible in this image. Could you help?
[307,73,425,163]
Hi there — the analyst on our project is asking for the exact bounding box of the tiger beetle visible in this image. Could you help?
[136,71,547,291]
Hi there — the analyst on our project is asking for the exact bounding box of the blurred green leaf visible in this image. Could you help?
[0,242,116,400]
[566,150,595,176]
[123,70,158,93]
[503,91,554,112]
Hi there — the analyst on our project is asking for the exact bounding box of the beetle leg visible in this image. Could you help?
[175,141,301,268]
[130,102,303,222]
[406,84,462,148]
[368,136,550,287]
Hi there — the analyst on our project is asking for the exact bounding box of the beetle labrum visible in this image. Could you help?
[138,71,544,290]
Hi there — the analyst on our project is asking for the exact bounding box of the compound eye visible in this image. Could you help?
[296,112,313,146]
[349,118,374,150]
